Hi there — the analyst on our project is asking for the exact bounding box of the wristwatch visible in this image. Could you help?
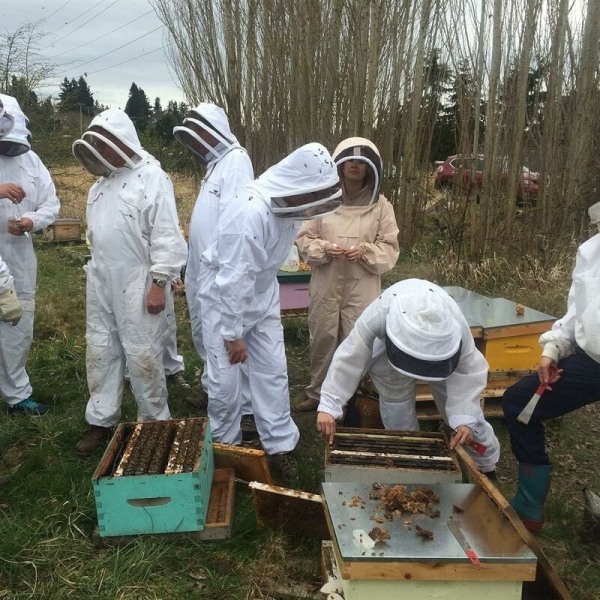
[152,278,168,288]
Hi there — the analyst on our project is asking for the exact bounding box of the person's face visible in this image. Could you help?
[185,120,219,158]
[86,127,131,167]
[342,159,367,183]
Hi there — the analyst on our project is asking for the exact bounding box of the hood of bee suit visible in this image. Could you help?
[0,94,31,156]
[72,109,144,176]
[173,102,239,165]
[249,142,342,221]
[332,136,382,204]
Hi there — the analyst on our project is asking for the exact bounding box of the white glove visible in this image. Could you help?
[0,287,23,325]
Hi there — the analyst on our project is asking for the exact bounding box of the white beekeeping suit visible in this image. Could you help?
[72,109,187,454]
[318,279,500,472]
[199,143,342,469]
[0,94,60,414]
[173,104,254,386]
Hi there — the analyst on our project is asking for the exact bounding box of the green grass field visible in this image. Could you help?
[0,241,598,599]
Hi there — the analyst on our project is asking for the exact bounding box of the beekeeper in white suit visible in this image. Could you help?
[173,104,253,402]
[317,278,500,474]
[200,143,342,480]
[0,94,60,416]
[72,109,187,456]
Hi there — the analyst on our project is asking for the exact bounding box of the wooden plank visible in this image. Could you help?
[454,445,573,600]
[213,442,273,484]
[249,481,330,540]
[343,559,536,582]
[483,322,552,340]
[330,449,454,463]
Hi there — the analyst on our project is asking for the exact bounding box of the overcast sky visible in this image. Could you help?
[1,0,186,108]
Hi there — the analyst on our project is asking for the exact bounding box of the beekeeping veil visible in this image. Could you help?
[250,143,342,221]
[173,103,237,165]
[72,109,142,176]
[0,94,31,157]
[332,137,382,204]
[385,287,462,381]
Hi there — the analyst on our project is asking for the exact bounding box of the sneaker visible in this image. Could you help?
[8,398,49,416]
[269,452,297,484]
[167,372,191,389]
[75,425,112,457]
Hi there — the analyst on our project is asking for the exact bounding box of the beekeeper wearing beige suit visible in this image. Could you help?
[294,137,400,412]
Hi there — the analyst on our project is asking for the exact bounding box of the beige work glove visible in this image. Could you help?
[0,287,23,325]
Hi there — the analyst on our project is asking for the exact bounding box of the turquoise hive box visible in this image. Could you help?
[92,417,214,538]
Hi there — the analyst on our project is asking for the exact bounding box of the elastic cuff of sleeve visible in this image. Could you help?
[541,345,559,363]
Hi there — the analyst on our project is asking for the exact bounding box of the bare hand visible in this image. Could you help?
[345,245,364,262]
[449,425,473,450]
[225,338,247,364]
[0,183,26,204]
[146,284,166,314]
[325,243,346,259]
[7,217,33,236]
[538,357,561,387]
[317,411,336,445]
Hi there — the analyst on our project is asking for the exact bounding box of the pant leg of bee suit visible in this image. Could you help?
[243,283,300,454]
[199,267,243,444]
[369,340,420,431]
[0,151,60,405]
[427,380,499,471]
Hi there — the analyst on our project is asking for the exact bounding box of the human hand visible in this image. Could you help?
[146,283,166,314]
[325,243,346,259]
[0,183,26,204]
[225,338,248,364]
[316,411,336,445]
[345,245,364,262]
[449,425,474,450]
[7,217,32,236]
[538,357,561,388]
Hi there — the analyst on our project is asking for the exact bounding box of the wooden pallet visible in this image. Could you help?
[92,468,235,547]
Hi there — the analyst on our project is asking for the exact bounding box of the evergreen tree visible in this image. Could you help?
[58,76,94,115]
[124,82,151,131]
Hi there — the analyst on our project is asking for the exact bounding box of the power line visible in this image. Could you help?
[41,0,112,37]
[48,9,155,59]
[86,42,173,76]
[42,0,122,49]
[59,25,164,75]
[37,0,76,24]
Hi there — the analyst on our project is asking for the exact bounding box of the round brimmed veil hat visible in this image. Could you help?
[385,288,462,381]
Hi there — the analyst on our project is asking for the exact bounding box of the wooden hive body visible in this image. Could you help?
[92,418,214,537]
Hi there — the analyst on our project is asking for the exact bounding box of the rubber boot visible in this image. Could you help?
[510,463,552,531]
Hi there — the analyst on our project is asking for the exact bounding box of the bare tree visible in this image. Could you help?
[0,23,54,101]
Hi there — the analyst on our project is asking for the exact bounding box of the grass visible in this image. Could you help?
[0,192,598,597]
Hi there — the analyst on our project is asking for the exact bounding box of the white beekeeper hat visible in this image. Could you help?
[385,289,462,381]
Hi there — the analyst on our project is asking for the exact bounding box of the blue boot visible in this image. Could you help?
[511,463,552,531]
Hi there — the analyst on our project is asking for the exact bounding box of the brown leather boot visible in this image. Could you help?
[293,397,319,413]
[75,425,112,457]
